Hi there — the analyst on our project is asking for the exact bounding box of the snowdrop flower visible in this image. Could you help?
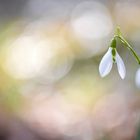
[98,27,140,80]
[135,68,140,88]
[99,47,126,79]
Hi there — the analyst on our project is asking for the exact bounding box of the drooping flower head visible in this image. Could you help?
[99,27,140,80]
[99,39,126,79]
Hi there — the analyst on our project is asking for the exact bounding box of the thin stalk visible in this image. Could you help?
[115,35,140,64]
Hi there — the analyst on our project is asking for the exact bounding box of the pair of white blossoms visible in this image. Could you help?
[99,47,126,79]
[99,28,140,88]
[99,46,140,88]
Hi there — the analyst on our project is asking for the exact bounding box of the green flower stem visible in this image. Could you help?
[119,36,140,64]
[113,26,140,64]
[114,35,140,64]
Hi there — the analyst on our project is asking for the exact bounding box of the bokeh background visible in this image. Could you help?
[0,0,140,140]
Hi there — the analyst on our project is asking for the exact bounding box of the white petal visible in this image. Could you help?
[116,52,126,79]
[135,68,140,88]
[99,48,113,77]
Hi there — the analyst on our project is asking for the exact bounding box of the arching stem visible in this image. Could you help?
[113,27,140,64]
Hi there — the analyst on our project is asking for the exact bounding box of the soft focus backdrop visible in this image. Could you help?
[0,0,140,140]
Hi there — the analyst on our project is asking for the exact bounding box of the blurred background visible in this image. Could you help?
[0,0,140,140]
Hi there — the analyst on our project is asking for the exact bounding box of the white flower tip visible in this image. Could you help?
[99,64,111,77]
[99,48,113,78]
[116,52,126,79]
[99,68,107,77]
[120,73,125,79]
